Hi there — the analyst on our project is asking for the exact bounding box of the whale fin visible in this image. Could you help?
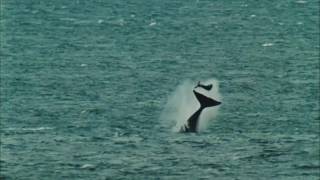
[195,81,213,91]
[201,84,213,91]
[193,90,221,109]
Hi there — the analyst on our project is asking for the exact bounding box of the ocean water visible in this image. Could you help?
[0,0,319,179]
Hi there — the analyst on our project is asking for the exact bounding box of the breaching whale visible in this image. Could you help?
[180,90,221,133]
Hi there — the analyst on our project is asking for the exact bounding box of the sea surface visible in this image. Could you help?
[1,0,319,179]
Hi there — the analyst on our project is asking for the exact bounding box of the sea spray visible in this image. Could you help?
[161,78,222,132]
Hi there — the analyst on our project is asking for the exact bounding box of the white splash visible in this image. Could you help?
[161,78,222,132]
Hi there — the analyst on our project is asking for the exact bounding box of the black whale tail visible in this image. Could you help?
[193,90,221,109]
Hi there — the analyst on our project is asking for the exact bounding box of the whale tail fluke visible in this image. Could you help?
[193,90,221,109]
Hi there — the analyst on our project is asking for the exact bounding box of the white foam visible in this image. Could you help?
[262,43,274,47]
[4,127,54,131]
[149,22,157,26]
[296,0,307,4]
[80,164,96,170]
[161,78,222,132]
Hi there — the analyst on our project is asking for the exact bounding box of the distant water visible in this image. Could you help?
[1,0,319,179]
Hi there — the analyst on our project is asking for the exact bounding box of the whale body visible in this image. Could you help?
[180,90,221,132]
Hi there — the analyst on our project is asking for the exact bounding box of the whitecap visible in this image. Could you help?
[262,43,274,47]
[4,127,54,131]
[80,164,96,170]
[149,22,157,26]
[296,0,307,3]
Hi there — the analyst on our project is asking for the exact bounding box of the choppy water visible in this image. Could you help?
[1,0,319,179]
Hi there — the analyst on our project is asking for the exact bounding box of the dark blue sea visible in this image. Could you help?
[1,0,319,179]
